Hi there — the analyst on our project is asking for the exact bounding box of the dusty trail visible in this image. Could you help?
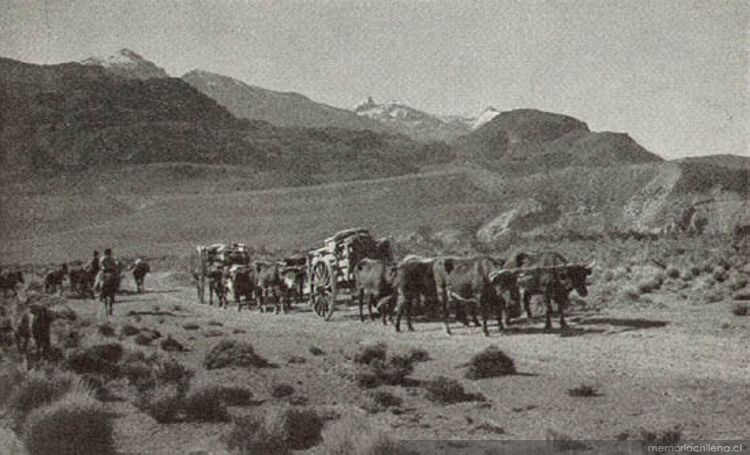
[41,271,750,451]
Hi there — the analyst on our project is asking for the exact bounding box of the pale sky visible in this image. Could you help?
[1,0,747,159]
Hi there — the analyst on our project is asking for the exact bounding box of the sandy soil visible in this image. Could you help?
[18,270,743,454]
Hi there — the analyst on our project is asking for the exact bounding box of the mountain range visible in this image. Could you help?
[0,49,746,249]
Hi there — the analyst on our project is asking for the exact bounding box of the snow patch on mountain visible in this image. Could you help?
[81,48,169,79]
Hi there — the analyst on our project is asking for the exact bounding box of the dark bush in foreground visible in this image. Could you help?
[203,329,224,338]
[97,324,116,337]
[7,370,85,429]
[464,345,515,380]
[546,428,591,451]
[65,343,123,377]
[309,346,325,356]
[355,356,415,389]
[271,383,295,398]
[567,384,601,397]
[225,415,289,455]
[370,390,402,409]
[136,388,183,424]
[156,359,194,396]
[407,347,431,362]
[204,339,269,370]
[208,320,223,326]
[160,335,185,352]
[120,324,140,337]
[183,323,200,330]
[424,376,484,404]
[134,334,153,346]
[23,392,114,455]
[183,388,230,422]
[354,342,387,365]
[197,385,253,406]
[732,303,748,316]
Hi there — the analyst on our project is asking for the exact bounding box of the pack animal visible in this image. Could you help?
[44,264,68,295]
[131,259,150,293]
[0,271,24,297]
[254,262,288,314]
[225,265,255,311]
[352,258,396,323]
[391,256,439,332]
[513,252,594,330]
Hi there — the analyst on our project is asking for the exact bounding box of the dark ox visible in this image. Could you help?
[68,265,95,298]
[0,271,24,297]
[254,262,288,314]
[432,256,509,336]
[207,267,227,307]
[44,264,68,295]
[392,256,439,332]
[131,259,150,293]
[514,252,593,330]
[352,258,396,323]
[12,303,55,365]
[225,265,256,311]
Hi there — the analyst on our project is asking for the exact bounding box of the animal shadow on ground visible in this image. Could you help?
[138,289,180,294]
[126,310,184,317]
[501,326,605,337]
[574,317,668,334]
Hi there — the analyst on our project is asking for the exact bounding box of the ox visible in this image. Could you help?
[352,258,396,323]
[432,256,506,336]
[68,265,95,298]
[131,259,150,293]
[44,264,68,295]
[255,262,288,314]
[225,264,256,311]
[513,252,594,330]
[11,303,55,366]
[207,267,227,307]
[392,256,439,332]
[0,270,24,297]
[280,267,305,307]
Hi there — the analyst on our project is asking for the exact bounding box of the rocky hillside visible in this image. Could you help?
[0,57,447,179]
[452,109,663,174]
[81,48,169,79]
[182,70,392,132]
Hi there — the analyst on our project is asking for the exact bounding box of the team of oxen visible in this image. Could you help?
[197,250,594,336]
[200,261,305,315]
[0,259,151,365]
[353,251,594,336]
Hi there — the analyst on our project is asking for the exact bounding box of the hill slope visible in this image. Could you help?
[182,70,392,132]
[0,57,446,178]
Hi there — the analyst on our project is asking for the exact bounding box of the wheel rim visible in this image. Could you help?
[311,262,335,318]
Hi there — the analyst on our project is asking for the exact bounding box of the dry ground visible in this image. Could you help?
[2,269,747,454]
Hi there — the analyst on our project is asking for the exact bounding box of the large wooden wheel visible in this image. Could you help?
[310,260,336,320]
[196,272,206,304]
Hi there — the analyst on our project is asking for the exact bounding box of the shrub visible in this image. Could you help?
[7,369,88,429]
[355,355,415,388]
[120,324,140,337]
[97,324,116,337]
[407,347,431,363]
[271,383,295,398]
[567,384,601,397]
[666,267,680,279]
[22,391,114,455]
[136,387,183,423]
[155,359,194,396]
[370,390,402,409]
[160,335,185,352]
[182,388,230,422]
[639,426,682,444]
[323,420,402,455]
[65,343,123,377]
[309,346,325,356]
[173,305,182,312]
[732,303,748,316]
[134,334,153,346]
[424,376,483,404]
[197,385,253,406]
[622,286,640,301]
[354,342,387,365]
[233,328,247,334]
[690,266,701,277]
[728,274,748,292]
[287,355,306,364]
[204,329,224,337]
[546,428,591,451]
[704,291,724,304]
[204,339,269,370]
[712,267,728,283]
[637,278,662,294]
[208,320,223,326]
[225,414,289,455]
[183,323,200,330]
[121,359,156,392]
[264,407,324,451]
[464,345,515,380]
